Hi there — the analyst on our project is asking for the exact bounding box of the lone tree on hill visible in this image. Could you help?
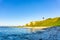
[42,17,45,20]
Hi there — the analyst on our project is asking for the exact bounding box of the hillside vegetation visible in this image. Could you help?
[25,17,60,27]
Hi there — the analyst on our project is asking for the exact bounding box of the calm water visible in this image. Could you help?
[0,26,33,40]
[0,26,31,35]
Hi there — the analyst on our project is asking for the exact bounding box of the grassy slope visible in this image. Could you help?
[25,17,60,27]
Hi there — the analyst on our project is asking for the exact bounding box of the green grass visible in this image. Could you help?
[25,17,60,27]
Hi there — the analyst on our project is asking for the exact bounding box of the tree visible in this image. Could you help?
[29,22,33,26]
[25,24,29,26]
[42,17,44,20]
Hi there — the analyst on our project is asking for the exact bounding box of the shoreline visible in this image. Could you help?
[23,26,51,32]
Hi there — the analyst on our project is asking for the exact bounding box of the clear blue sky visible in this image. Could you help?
[0,0,60,26]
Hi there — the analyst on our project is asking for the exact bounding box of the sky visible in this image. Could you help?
[0,0,60,26]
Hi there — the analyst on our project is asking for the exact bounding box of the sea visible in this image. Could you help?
[0,26,60,40]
